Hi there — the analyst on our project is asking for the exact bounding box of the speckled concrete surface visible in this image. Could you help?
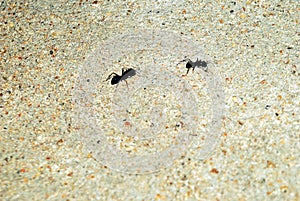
[1,1,299,200]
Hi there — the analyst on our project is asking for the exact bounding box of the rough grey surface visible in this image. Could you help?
[1,0,299,200]
[74,29,224,174]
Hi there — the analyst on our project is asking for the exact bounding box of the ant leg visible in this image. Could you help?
[186,68,190,75]
[125,80,129,89]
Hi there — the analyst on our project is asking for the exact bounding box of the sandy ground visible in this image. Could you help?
[1,0,299,200]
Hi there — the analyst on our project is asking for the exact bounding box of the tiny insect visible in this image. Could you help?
[105,68,136,87]
[178,57,208,75]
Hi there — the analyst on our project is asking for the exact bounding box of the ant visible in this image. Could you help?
[178,57,208,75]
[105,68,136,87]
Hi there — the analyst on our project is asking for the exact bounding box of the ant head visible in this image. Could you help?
[186,61,193,69]
[111,76,119,85]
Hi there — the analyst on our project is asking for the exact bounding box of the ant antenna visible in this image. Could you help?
[105,72,118,82]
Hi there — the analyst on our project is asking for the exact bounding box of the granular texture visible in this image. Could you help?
[73,29,224,174]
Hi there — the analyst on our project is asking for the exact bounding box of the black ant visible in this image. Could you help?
[105,68,136,87]
[178,57,208,75]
